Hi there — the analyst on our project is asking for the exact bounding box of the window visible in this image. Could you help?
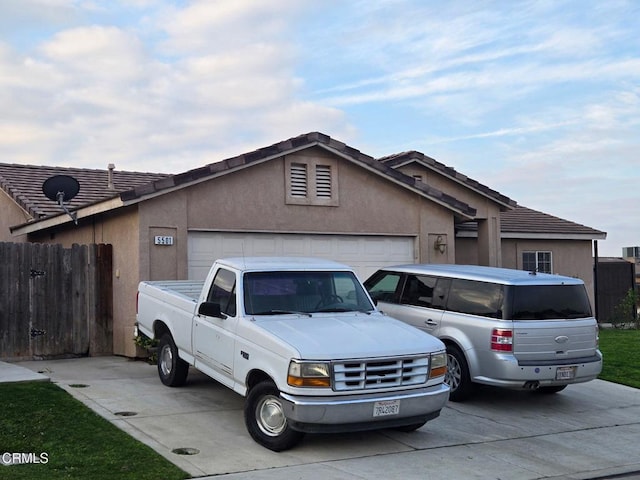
[243,271,373,314]
[446,279,504,318]
[206,268,237,317]
[400,275,437,307]
[363,272,402,304]
[510,284,592,320]
[285,156,338,206]
[522,251,552,273]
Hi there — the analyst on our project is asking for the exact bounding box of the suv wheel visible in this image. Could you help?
[445,345,474,402]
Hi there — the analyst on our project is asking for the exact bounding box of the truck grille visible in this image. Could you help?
[332,355,429,391]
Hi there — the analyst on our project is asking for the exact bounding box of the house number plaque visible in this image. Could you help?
[154,236,174,246]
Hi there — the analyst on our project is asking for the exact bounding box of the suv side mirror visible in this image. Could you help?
[198,301,224,318]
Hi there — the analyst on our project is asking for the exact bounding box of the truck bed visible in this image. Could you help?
[142,280,205,302]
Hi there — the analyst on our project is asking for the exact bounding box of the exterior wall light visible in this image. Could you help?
[434,235,447,254]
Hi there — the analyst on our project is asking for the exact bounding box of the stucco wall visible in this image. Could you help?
[1,189,31,243]
[136,148,457,276]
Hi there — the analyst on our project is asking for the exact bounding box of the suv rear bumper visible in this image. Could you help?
[279,383,450,433]
[473,351,603,389]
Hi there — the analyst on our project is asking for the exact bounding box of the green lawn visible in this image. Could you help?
[0,381,189,480]
[598,328,640,389]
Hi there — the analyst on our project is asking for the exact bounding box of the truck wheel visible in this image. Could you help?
[157,334,189,387]
[244,381,304,451]
[445,345,474,402]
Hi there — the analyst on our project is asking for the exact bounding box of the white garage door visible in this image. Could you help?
[188,232,416,281]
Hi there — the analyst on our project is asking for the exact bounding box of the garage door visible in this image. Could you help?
[188,232,416,281]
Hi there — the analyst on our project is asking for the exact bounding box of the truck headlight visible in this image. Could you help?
[430,351,447,378]
[288,360,331,387]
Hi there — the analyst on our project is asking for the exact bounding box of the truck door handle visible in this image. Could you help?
[424,319,438,326]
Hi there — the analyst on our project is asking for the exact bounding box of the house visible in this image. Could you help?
[0,132,606,357]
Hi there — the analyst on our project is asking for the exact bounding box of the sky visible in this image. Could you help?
[0,0,638,257]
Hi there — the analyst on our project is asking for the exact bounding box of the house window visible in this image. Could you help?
[285,156,338,206]
[522,251,552,274]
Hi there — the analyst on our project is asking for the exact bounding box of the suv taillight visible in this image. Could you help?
[491,328,513,352]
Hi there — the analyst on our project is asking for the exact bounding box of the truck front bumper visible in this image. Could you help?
[279,383,450,433]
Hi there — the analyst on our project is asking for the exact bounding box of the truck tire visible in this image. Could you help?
[157,334,189,387]
[244,380,304,451]
[445,344,474,402]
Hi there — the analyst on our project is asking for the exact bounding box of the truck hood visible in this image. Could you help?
[253,312,444,359]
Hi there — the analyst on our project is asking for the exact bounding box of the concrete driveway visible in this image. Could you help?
[12,356,640,480]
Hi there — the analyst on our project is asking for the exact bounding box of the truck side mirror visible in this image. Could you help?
[198,301,224,318]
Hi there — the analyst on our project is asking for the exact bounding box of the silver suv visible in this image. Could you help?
[364,264,603,401]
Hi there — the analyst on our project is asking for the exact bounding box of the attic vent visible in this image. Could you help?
[290,163,307,197]
[315,165,332,198]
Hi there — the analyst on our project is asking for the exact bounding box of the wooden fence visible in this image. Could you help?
[0,242,113,360]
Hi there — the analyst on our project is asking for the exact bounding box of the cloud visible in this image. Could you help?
[0,1,352,172]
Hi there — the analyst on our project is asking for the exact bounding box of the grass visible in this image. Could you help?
[0,381,189,480]
[598,327,640,389]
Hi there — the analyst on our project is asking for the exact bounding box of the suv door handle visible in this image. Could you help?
[424,319,438,326]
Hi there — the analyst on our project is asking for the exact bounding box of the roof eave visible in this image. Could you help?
[118,139,477,220]
[457,231,607,241]
[387,156,516,210]
[10,197,124,235]
[319,144,476,220]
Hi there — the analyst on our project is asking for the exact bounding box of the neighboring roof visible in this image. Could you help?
[456,205,606,240]
[379,151,516,210]
[0,163,168,220]
[119,132,477,219]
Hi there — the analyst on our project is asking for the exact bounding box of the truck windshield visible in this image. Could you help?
[243,271,375,315]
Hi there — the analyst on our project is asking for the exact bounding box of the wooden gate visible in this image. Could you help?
[0,242,113,360]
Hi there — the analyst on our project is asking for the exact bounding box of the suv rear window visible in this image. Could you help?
[509,284,592,320]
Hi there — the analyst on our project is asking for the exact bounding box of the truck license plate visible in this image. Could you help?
[556,366,576,380]
[373,400,400,417]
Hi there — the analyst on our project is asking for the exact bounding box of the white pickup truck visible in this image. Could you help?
[136,257,449,451]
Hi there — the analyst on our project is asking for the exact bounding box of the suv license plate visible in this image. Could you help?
[373,400,400,417]
[556,366,576,380]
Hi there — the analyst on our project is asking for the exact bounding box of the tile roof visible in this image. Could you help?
[456,205,606,239]
[119,132,478,218]
[2,132,603,241]
[0,163,169,220]
[379,151,516,209]
[501,206,605,236]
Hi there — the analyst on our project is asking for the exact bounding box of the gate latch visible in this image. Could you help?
[30,328,46,338]
[30,269,46,278]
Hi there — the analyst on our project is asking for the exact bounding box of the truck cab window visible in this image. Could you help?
[207,268,237,317]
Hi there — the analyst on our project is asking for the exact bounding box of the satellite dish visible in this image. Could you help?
[42,175,80,225]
